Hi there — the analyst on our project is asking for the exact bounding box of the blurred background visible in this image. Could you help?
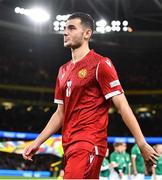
[0,0,162,179]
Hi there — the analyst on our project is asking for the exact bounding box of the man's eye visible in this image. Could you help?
[68,26,76,30]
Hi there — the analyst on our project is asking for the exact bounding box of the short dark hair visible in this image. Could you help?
[68,12,94,33]
[113,142,123,147]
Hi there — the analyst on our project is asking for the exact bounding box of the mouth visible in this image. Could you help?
[64,37,70,42]
[64,39,69,43]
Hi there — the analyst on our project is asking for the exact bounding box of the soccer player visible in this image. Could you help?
[22,12,159,179]
[152,144,162,180]
[131,143,146,180]
[110,142,125,180]
[100,148,110,180]
[121,143,131,180]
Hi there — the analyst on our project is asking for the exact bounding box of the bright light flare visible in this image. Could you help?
[15,7,50,23]
[28,8,50,23]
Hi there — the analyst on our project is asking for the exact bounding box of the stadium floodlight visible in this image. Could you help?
[123,26,128,31]
[96,26,106,33]
[53,14,130,33]
[111,26,117,31]
[27,8,50,23]
[2,102,14,110]
[116,26,121,32]
[53,21,60,26]
[15,7,21,13]
[122,20,128,26]
[54,26,60,31]
[56,15,62,21]
[60,21,66,27]
[105,25,111,32]
[14,7,50,23]
[116,20,121,26]
[53,14,71,32]
[96,19,107,27]
[111,20,117,26]
[56,14,71,21]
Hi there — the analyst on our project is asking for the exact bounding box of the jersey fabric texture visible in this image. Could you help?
[63,148,103,179]
[54,49,123,156]
[131,144,145,174]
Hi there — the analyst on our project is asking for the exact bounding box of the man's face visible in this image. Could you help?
[122,143,127,152]
[115,144,123,153]
[64,18,88,49]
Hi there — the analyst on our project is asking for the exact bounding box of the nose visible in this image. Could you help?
[64,28,68,36]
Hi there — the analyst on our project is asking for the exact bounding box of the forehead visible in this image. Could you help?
[66,18,82,27]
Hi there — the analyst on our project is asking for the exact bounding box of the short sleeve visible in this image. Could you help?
[96,58,124,100]
[110,153,116,163]
[131,145,137,157]
[54,69,64,104]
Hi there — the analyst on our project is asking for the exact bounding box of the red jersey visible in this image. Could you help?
[54,50,123,156]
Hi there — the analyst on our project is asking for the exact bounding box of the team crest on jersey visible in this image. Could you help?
[78,69,87,78]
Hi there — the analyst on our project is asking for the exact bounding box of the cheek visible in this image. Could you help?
[74,34,84,43]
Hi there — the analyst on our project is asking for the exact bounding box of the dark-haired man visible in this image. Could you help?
[23,12,159,179]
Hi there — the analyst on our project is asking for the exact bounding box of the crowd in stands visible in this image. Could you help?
[0,104,55,133]
[0,52,162,89]
[0,104,161,136]
[0,54,55,87]
[0,151,60,172]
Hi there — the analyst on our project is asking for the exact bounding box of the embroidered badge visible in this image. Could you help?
[78,69,87,78]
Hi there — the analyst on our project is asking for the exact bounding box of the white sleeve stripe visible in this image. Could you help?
[110,80,120,88]
[94,145,99,155]
[54,99,63,104]
[105,90,121,100]
[131,155,137,158]
[95,62,100,81]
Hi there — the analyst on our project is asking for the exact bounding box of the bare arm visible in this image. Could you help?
[152,165,156,180]
[112,94,159,164]
[32,104,64,146]
[128,162,132,176]
[112,94,145,147]
[131,156,137,175]
[23,104,64,161]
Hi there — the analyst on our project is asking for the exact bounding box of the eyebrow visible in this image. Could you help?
[65,24,76,29]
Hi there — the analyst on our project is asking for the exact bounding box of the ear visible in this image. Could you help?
[84,29,92,40]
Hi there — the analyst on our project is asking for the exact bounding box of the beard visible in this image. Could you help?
[64,36,83,49]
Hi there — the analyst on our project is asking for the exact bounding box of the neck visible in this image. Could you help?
[71,44,90,63]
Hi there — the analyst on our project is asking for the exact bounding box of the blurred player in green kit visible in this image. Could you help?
[131,143,146,180]
[100,148,110,180]
[109,142,125,180]
[152,144,162,180]
[121,143,131,180]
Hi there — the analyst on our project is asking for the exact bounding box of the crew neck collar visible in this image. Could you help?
[71,49,94,65]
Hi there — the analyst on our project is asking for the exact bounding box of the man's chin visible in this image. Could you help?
[64,43,72,48]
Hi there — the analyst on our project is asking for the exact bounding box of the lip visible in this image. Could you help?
[64,38,70,43]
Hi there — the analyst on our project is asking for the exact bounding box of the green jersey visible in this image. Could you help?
[155,156,162,175]
[110,151,126,172]
[131,144,145,174]
[122,152,131,175]
[100,158,110,177]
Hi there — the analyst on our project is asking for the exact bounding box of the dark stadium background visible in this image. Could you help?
[0,0,162,178]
